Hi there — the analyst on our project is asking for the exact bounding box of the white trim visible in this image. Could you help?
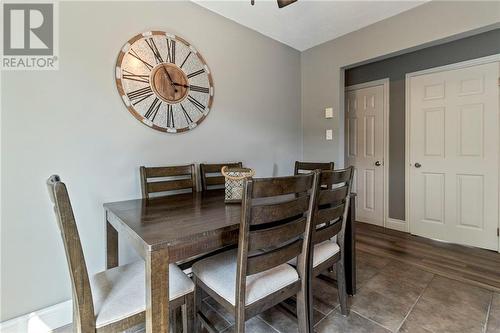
[386,218,407,232]
[345,78,395,230]
[405,54,500,249]
[0,300,72,333]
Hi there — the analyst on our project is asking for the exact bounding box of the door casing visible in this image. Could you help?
[405,54,500,252]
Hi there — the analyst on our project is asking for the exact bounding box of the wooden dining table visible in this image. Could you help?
[103,189,357,333]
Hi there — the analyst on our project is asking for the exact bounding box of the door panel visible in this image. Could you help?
[346,84,385,226]
[409,61,499,251]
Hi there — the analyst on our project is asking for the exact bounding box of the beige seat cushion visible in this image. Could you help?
[192,249,299,306]
[288,240,340,267]
[90,261,194,328]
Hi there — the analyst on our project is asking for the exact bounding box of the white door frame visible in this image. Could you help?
[405,54,500,251]
[345,78,397,230]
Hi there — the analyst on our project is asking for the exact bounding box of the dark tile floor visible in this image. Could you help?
[54,249,500,333]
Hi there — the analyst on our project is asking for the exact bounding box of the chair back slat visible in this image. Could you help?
[46,175,95,332]
[315,203,345,226]
[200,162,242,191]
[246,239,303,275]
[248,216,306,252]
[140,164,196,199]
[320,169,351,185]
[251,175,313,198]
[318,186,348,206]
[312,167,354,247]
[147,178,195,193]
[250,195,309,225]
[313,220,342,244]
[294,161,334,175]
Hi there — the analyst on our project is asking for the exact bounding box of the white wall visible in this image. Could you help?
[301,1,500,167]
[0,1,301,321]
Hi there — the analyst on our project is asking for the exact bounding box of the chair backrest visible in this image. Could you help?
[235,172,320,307]
[140,164,196,199]
[294,161,334,175]
[313,167,354,249]
[46,175,95,332]
[200,162,242,191]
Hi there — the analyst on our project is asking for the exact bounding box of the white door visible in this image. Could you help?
[346,83,385,226]
[409,61,499,251]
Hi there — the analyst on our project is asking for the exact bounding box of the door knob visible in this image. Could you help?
[414,162,422,168]
[375,161,381,166]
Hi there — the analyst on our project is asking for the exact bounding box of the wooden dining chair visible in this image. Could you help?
[192,172,320,333]
[294,161,334,175]
[140,164,196,199]
[47,175,195,333]
[290,167,353,317]
[199,162,243,191]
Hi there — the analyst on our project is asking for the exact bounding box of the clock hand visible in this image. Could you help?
[162,65,178,92]
[172,82,190,88]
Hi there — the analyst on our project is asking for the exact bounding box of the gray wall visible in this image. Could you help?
[301,1,500,230]
[0,1,301,321]
[346,29,500,220]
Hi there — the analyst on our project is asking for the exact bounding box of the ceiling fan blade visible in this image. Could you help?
[277,0,298,8]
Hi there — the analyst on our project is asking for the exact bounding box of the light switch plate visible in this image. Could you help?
[325,107,333,118]
[326,129,333,140]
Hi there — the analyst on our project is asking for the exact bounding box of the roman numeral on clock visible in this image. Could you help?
[187,95,205,112]
[144,97,161,121]
[166,104,175,128]
[180,51,191,69]
[127,86,153,105]
[128,48,153,71]
[180,104,193,124]
[145,38,164,64]
[166,39,176,64]
[122,69,149,84]
[187,69,204,79]
[190,85,209,94]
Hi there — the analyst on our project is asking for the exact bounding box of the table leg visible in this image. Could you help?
[345,195,357,295]
[106,219,118,269]
[146,248,169,333]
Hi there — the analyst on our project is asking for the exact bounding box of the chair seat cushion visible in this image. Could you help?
[90,261,194,328]
[288,240,340,267]
[192,249,299,306]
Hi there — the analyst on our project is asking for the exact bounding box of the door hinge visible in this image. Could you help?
[498,228,499,237]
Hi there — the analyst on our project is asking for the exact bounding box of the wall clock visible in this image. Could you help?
[115,31,214,133]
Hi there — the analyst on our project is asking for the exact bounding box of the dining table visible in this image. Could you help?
[103,188,357,333]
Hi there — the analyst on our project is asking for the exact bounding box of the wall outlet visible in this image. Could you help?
[325,107,333,118]
[326,129,333,140]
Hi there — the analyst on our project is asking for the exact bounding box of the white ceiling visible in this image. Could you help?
[193,0,427,51]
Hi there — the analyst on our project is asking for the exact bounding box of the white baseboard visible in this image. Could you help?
[0,300,72,333]
[385,218,407,232]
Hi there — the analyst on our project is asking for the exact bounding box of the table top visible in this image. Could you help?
[104,189,241,249]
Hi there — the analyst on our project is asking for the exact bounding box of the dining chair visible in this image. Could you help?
[140,164,196,199]
[294,161,335,175]
[200,162,242,191]
[289,167,353,317]
[192,172,320,333]
[47,175,195,333]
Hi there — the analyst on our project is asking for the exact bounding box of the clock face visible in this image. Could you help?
[115,31,214,133]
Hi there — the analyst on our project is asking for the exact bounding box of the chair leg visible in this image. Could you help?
[336,261,349,316]
[171,307,181,333]
[296,286,311,333]
[184,293,194,333]
[235,304,245,333]
[193,276,203,333]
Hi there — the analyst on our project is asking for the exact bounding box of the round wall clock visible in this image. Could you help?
[115,31,214,133]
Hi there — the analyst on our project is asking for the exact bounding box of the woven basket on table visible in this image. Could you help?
[221,166,255,203]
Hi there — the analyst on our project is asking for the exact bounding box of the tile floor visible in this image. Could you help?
[54,249,500,333]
